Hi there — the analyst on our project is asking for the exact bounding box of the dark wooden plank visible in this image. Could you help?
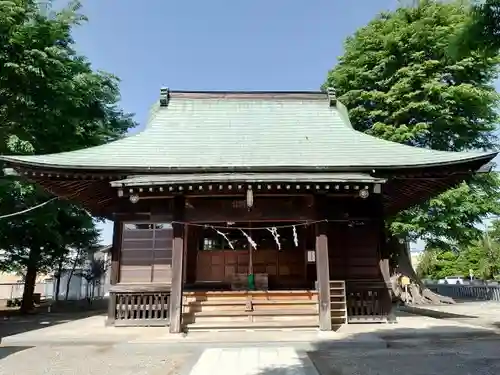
[375,195,396,322]
[185,196,315,222]
[107,220,122,324]
[169,196,185,333]
[183,225,188,284]
[315,196,331,331]
[114,320,169,327]
[110,220,122,285]
[109,284,172,293]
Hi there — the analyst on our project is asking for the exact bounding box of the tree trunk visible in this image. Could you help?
[388,236,455,305]
[20,259,38,314]
[65,249,81,300]
[85,279,91,305]
[54,257,63,302]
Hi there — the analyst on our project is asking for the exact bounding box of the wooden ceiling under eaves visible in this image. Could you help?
[18,157,490,219]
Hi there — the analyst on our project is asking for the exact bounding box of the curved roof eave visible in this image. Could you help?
[0,90,497,174]
[1,151,496,173]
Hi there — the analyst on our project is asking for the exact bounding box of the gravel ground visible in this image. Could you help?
[309,338,500,375]
[0,345,192,375]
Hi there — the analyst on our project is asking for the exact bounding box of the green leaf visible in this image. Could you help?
[0,0,136,276]
[324,0,500,251]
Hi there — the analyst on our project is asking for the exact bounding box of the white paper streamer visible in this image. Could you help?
[214,228,234,250]
[292,225,299,247]
[267,227,281,250]
[240,229,257,250]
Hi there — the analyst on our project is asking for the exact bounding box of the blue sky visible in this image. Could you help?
[68,0,498,248]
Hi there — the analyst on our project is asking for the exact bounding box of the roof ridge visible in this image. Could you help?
[162,89,330,101]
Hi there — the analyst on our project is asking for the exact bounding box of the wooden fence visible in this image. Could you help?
[107,285,171,327]
[426,283,500,301]
[345,280,393,322]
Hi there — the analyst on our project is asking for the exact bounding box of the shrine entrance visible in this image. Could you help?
[182,221,321,330]
[185,221,316,291]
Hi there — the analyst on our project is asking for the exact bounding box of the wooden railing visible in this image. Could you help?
[425,283,500,302]
[329,280,348,326]
[345,280,393,323]
[107,285,171,327]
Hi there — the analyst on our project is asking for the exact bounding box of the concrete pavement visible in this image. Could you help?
[1,310,498,347]
[1,306,500,375]
[400,301,500,331]
[1,336,500,375]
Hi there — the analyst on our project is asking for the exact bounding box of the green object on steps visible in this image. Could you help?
[248,273,255,290]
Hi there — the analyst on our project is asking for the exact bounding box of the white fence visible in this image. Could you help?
[0,271,110,301]
[0,282,54,300]
[426,283,500,301]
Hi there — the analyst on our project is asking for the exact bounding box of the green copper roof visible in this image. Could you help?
[0,90,496,172]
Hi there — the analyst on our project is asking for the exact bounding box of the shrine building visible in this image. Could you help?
[0,89,496,332]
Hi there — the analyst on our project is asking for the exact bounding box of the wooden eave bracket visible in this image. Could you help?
[477,161,495,173]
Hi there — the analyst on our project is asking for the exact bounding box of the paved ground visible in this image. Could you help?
[1,304,499,374]
[401,300,500,330]
[309,337,500,375]
[0,345,191,375]
[1,310,497,346]
[1,336,500,375]
[189,347,319,375]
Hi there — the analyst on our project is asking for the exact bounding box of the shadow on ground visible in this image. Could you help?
[0,346,33,361]
[400,306,476,319]
[252,320,500,375]
[0,299,107,342]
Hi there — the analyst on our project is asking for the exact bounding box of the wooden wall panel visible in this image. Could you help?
[328,223,381,281]
[196,250,249,282]
[195,248,306,288]
[119,223,173,283]
[185,196,314,222]
[185,226,201,284]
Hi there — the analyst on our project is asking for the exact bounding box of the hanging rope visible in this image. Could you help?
[0,197,58,219]
[171,219,329,231]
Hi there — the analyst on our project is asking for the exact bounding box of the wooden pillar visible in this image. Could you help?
[315,196,331,331]
[376,196,397,323]
[169,196,185,333]
[106,219,122,326]
[182,225,188,284]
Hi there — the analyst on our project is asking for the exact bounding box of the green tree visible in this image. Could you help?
[416,248,463,280]
[0,0,135,312]
[324,0,500,303]
[486,217,500,243]
[415,249,438,279]
[454,234,500,280]
[453,0,500,56]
